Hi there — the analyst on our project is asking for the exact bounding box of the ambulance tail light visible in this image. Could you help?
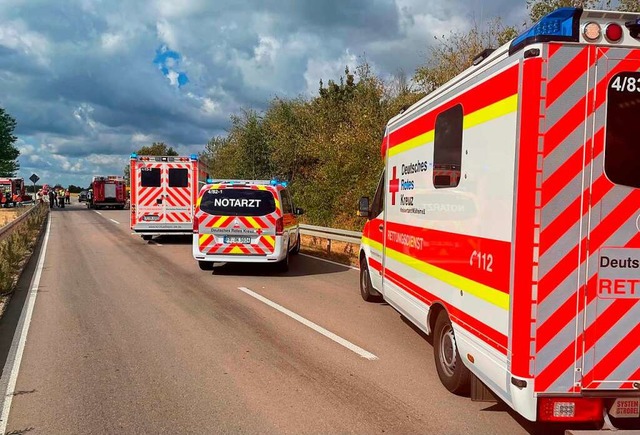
[193,216,199,233]
[605,23,623,42]
[538,397,603,422]
[275,217,284,235]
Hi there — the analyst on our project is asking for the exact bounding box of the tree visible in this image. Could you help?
[413,19,517,93]
[0,108,19,177]
[124,142,179,185]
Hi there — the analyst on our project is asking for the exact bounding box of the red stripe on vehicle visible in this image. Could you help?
[388,65,519,149]
[511,56,542,378]
[385,268,508,354]
[546,46,590,107]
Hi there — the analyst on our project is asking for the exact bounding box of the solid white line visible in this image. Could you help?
[299,253,359,271]
[109,218,120,225]
[93,210,102,215]
[238,286,377,360]
[0,215,52,432]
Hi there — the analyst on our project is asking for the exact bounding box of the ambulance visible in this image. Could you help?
[358,8,640,427]
[192,179,303,272]
[130,154,207,240]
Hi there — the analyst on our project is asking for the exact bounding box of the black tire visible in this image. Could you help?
[292,233,301,255]
[198,261,214,271]
[359,257,382,302]
[277,246,290,273]
[141,235,152,241]
[433,311,470,395]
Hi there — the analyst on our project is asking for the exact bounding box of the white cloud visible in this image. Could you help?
[0,20,50,65]
[304,50,359,96]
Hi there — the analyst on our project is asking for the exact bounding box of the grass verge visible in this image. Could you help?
[300,234,359,268]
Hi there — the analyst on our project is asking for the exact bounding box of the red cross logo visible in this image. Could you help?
[389,166,400,205]
[256,228,263,235]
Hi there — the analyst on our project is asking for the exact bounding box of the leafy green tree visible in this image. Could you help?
[0,108,19,177]
[414,19,517,93]
[124,142,179,185]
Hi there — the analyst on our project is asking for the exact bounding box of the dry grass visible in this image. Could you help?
[300,234,359,268]
[0,209,21,228]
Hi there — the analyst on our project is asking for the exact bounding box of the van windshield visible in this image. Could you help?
[199,188,276,216]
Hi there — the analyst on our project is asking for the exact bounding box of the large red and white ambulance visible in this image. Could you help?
[130,154,207,240]
[192,179,303,272]
[358,8,640,427]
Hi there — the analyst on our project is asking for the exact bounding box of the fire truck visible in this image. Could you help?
[129,154,207,240]
[88,175,127,210]
[0,177,31,206]
[358,8,640,427]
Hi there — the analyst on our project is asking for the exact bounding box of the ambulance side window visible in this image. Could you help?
[370,170,385,217]
[433,104,463,189]
[281,189,293,214]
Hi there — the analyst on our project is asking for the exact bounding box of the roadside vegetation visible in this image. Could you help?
[0,204,48,301]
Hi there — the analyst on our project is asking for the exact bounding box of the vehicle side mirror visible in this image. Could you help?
[358,196,370,218]
[295,207,305,215]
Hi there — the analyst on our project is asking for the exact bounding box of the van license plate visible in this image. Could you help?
[224,236,251,244]
[610,398,640,418]
[143,215,160,221]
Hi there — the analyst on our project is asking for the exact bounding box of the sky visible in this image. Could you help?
[0,0,527,188]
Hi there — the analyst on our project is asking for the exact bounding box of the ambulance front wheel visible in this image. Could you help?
[292,233,301,255]
[198,261,214,271]
[141,235,152,241]
[433,311,470,395]
[359,257,382,302]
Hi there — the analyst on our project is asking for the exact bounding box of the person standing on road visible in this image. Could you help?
[65,189,70,205]
[57,189,65,208]
[48,190,56,208]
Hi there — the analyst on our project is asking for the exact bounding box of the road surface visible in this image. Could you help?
[0,202,570,434]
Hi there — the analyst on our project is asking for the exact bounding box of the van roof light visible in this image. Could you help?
[509,7,582,55]
[190,154,197,160]
[130,153,138,159]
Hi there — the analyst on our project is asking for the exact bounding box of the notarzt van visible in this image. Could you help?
[193,180,304,272]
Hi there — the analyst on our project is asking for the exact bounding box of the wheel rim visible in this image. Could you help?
[360,263,369,295]
[439,323,457,377]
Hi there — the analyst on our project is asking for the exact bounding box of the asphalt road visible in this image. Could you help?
[0,201,559,434]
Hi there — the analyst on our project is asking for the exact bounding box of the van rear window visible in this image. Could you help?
[605,72,640,189]
[199,189,276,216]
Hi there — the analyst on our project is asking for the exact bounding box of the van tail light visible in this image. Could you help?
[193,216,199,233]
[275,217,284,235]
[538,397,603,422]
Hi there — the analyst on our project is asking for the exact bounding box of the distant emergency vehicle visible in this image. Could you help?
[130,154,207,240]
[358,8,640,427]
[0,178,31,204]
[88,175,127,210]
[193,179,303,272]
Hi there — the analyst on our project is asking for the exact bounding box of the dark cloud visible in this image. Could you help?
[0,0,526,187]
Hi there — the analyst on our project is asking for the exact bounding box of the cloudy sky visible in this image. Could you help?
[1,0,527,188]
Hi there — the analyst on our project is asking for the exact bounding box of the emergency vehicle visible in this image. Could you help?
[130,154,207,240]
[358,8,640,427]
[88,175,127,210]
[0,178,31,205]
[192,179,303,272]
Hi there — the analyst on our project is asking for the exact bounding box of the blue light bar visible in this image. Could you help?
[206,178,214,183]
[281,181,288,188]
[130,153,138,158]
[509,8,582,55]
[190,153,197,160]
[270,179,278,186]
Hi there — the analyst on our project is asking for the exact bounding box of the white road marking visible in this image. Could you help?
[0,215,52,433]
[150,240,163,246]
[238,286,378,360]
[93,210,102,215]
[109,218,120,225]
[299,253,359,271]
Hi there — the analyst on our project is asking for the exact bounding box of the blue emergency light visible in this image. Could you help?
[269,179,289,187]
[130,153,138,158]
[206,178,214,183]
[190,154,197,160]
[509,8,581,55]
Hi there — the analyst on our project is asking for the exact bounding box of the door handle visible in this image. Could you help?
[378,224,384,232]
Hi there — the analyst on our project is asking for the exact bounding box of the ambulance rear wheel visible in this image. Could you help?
[276,246,290,273]
[198,261,214,271]
[292,233,301,255]
[359,257,382,302]
[433,311,470,395]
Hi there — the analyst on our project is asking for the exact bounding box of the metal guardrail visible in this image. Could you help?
[299,224,362,245]
[0,204,40,243]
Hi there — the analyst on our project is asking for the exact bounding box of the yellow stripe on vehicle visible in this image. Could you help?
[229,246,244,254]
[388,94,518,158]
[361,236,382,252]
[199,234,212,245]
[262,235,275,248]
[246,217,261,229]
[385,247,509,310]
[256,185,267,190]
[212,216,228,228]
